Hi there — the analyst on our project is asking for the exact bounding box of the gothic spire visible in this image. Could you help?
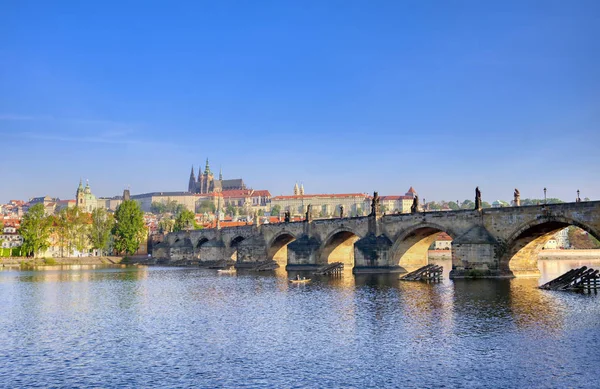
[189,165,195,179]
[219,166,223,181]
[294,182,299,196]
[204,158,211,174]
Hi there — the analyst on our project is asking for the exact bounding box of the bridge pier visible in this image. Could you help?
[151,201,600,278]
[285,235,322,270]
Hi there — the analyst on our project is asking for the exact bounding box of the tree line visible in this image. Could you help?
[19,200,146,258]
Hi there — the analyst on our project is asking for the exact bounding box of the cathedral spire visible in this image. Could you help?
[294,182,299,196]
[188,165,197,193]
[219,166,223,181]
[204,158,211,174]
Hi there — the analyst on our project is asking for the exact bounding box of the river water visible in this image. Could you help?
[1,259,599,388]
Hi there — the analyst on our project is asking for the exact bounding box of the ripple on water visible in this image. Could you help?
[0,262,599,388]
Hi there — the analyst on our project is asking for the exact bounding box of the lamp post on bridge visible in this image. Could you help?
[577,189,580,203]
[544,187,547,204]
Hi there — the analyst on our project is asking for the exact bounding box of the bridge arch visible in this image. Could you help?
[501,215,600,276]
[267,231,297,265]
[194,237,210,260]
[390,222,457,272]
[229,236,246,261]
[318,227,361,267]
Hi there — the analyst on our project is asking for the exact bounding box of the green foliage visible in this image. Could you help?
[43,257,57,265]
[460,200,474,209]
[151,200,186,215]
[112,200,146,255]
[174,210,197,231]
[426,201,441,211]
[158,217,175,233]
[481,201,492,209]
[89,208,114,256]
[447,201,460,210]
[20,203,52,257]
[197,200,216,214]
[54,206,89,257]
[270,205,281,216]
[520,198,564,206]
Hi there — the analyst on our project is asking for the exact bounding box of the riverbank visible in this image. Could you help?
[0,256,124,267]
[539,249,600,260]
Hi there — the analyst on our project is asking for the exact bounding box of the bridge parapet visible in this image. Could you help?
[152,201,600,277]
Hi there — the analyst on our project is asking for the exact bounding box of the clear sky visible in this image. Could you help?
[1,0,598,204]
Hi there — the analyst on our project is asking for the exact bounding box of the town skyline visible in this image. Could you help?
[2,1,598,204]
[0,161,593,206]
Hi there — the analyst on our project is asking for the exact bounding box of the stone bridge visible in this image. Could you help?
[153,201,600,278]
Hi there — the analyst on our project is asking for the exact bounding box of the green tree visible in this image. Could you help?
[174,210,197,231]
[481,201,492,209]
[150,201,167,214]
[270,205,281,216]
[20,203,52,257]
[447,201,460,210]
[198,200,216,214]
[460,200,474,209]
[89,208,114,256]
[112,200,146,255]
[158,217,175,233]
[54,206,87,257]
[427,201,441,211]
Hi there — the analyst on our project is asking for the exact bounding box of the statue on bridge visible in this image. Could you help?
[284,210,291,223]
[339,205,344,218]
[411,195,419,213]
[305,204,312,222]
[370,192,381,216]
[513,188,521,207]
[475,186,482,211]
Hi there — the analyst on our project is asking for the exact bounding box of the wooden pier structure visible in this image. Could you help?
[314,262,344,276]
[251,260,280,272]
[539,266,599,293]
[399,264,443,282]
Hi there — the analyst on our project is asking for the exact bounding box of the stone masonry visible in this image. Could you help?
[152,201,600,278]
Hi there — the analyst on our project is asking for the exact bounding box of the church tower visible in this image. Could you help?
[300,184,305,196]
[188,165,196,193]
[294,183,299,196]
[76,179,84,207]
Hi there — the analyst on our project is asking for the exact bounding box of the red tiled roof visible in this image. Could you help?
[437,232,452,241]
[380,195,413,200]
[252,190,271,197]
[406,187,417,194]
[272,193,368,200]
[221,189,253,198]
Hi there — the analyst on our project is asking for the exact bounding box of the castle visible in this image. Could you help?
[188,159,246,194]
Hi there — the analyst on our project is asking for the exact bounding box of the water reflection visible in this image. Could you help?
[0,261,599,388]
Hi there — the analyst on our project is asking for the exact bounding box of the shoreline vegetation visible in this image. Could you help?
[0,256,125,268]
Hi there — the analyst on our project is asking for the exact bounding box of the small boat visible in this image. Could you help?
[289,277,311,283]
[217,268,236,274]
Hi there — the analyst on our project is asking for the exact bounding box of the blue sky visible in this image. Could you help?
[1,0,598,204]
